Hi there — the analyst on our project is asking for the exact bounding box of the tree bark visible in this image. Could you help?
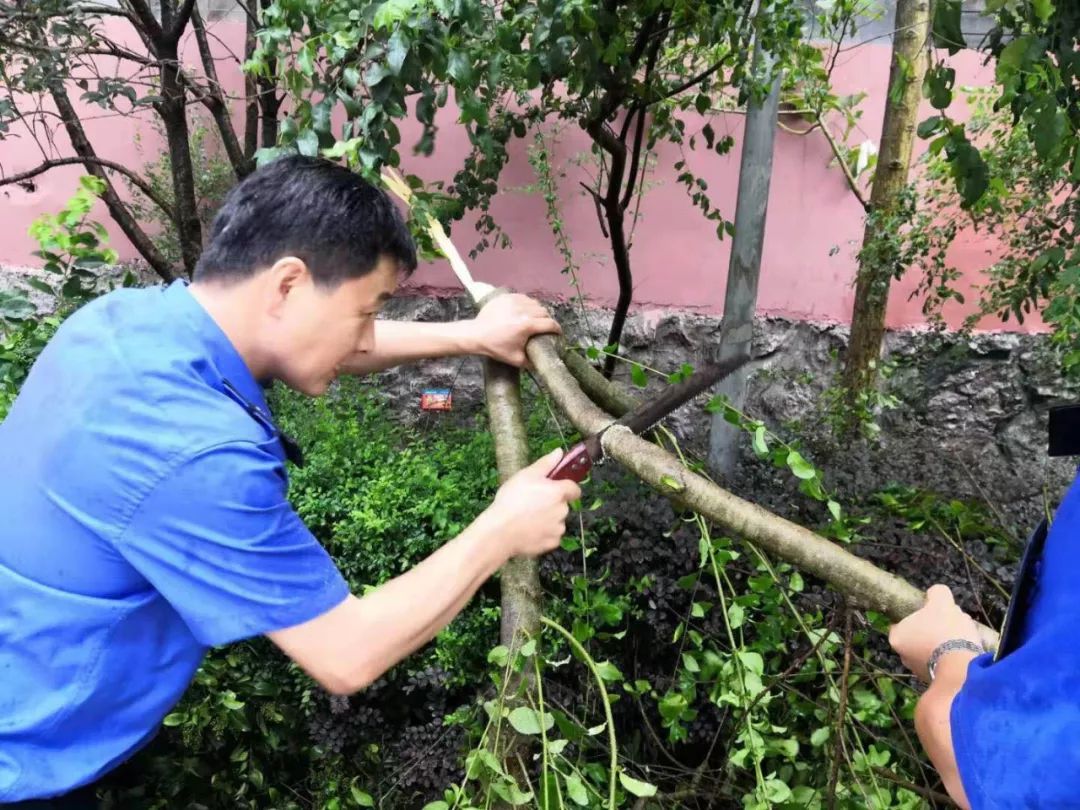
[484,362,542,654]
[841,0,931,401]
[47,79,175,282]
[190,3,251,178]
[482,359,542,787]
[157,35,203,277]
[243,2,259,161]
[708,34,781,477]
[257,0,281,150]
[587,121,633,379]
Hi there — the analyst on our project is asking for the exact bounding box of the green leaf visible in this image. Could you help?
[492,780,533,805]
[564,774,588,806]
[162,712,184,727]
[595,661,623,682]
[727,602,745,629]
[448,51,474,85]
[682,652,700,673]
[507,706,554,735]
[350,786,375,807]
[374,0,422,29]
[810,726,831,747]
[786,450,816,480]
[365,63,391,88]
[931,0,964,55]
[763,778,792,803]
[296,129,319,157]
[1032,0,1054,22]
[387,30,410,76]
[25,278,55,296]
[789,571,804,593]
[827,500,842,521]
[631,363,648,388]
[296,44,315,77]
[547,738,568,756]
[488,645,510,666]
[923,65,955,110]
[752,425,768,457]
[659,475,685,493]
[618,772,657,798]
[736,650,764,676]
[421,803,450,810]
[917,115,943,138]
[1032,100,1067,162]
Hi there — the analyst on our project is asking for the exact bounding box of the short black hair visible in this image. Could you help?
[194,155,417,286]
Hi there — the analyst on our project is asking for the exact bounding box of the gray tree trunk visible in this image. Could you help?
[708,40,781,478]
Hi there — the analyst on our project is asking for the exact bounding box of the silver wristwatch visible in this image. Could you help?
[927,639,984,681]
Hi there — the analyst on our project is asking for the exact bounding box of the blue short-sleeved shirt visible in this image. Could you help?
[0,281,350,801]
[951,469,1080,807]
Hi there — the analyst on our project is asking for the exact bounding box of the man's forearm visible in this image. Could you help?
[914,652,977,809]
[341,320,480,375]
[270,513,509,693]
[352,514,506,668]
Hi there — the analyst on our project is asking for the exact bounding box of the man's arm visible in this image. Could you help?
[913,651,978,809]
[339,293,560,376]
[268,449,580,694]
[889,584,983,810]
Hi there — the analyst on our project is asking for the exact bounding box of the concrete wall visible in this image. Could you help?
[1,7,1031,333]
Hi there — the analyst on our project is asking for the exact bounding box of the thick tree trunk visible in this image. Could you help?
[482,359,542,787]
[485,362,542,653]
[841,0,931,400]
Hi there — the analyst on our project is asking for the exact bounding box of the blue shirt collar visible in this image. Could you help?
[164,279,270,413]
[163,279,304,467]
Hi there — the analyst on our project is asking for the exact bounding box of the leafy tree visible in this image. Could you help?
[919,0,1080,374]
[249,0,809,375]
[0,0,277,279]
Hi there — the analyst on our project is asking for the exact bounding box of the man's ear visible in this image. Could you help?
[266,256,310,316]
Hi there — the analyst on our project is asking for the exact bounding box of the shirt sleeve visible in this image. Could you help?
[950,621,1080,809]
[114,439,350,647]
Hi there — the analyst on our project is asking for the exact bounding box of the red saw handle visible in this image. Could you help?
[547,443,594,483]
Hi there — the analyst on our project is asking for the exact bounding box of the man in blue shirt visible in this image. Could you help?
[0,155,581,806]
[891,472,1080,808]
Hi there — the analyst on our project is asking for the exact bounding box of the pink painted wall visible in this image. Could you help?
[0,16,1035,333]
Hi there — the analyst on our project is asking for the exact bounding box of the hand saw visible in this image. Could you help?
[548,356,750,482]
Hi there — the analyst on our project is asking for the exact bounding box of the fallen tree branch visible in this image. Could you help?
[522,331,999,650]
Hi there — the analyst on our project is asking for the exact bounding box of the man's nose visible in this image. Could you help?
[356,319,376,353]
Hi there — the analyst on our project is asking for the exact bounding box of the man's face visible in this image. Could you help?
[270,257,398,396]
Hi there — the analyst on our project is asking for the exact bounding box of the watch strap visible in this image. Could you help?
[928,639,984,681]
